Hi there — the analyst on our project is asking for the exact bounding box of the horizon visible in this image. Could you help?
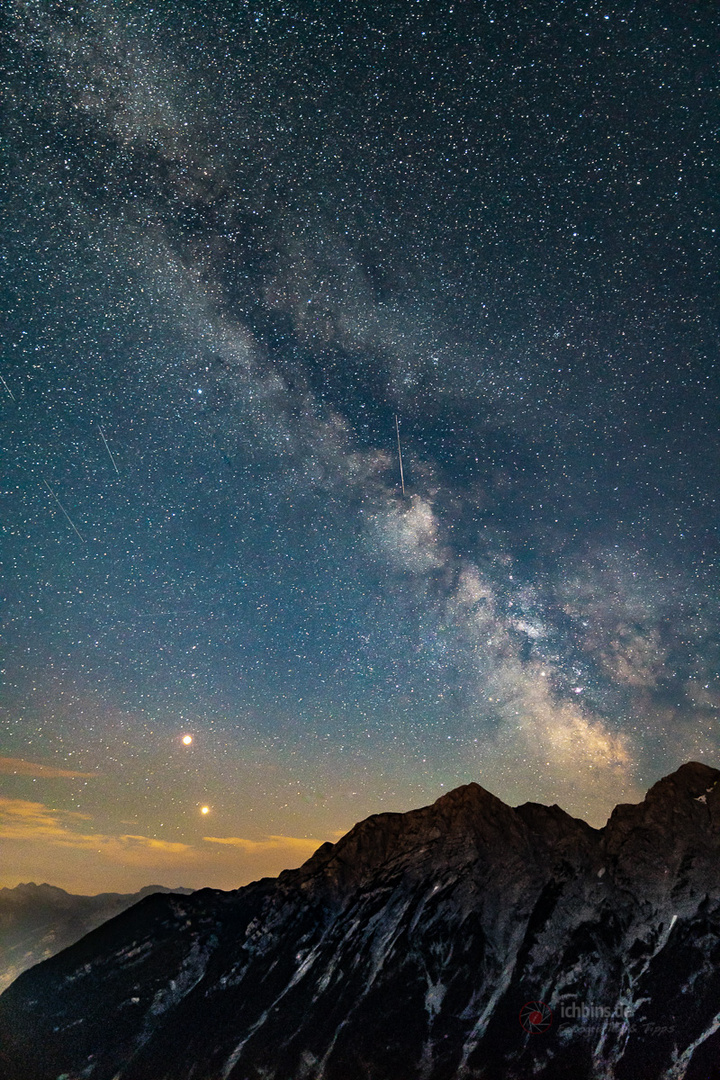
[2,759,710,895]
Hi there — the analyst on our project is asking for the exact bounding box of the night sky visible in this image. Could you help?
[1,0,718,893]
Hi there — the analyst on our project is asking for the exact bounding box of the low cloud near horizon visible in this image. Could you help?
[0,757,97,779]
[0,797,328,895]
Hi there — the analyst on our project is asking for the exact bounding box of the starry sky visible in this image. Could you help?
[1,0,718,893]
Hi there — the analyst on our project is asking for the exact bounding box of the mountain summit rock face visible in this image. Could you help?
[2,764,720,1080]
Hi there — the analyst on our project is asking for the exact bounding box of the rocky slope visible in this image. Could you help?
[0,883,193,993]
[1,763,720,1080]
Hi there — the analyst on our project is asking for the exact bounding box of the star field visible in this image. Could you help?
[0,0,718,892]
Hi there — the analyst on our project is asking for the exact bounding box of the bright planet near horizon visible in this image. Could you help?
[0,0,717,898]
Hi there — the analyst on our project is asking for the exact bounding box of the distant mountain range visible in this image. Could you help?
[0,882,193,993]
[2,763,720,1079]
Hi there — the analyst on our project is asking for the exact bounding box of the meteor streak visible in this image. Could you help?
[97,424,120,474]
[42,479,84,542]
[395,414,405,497]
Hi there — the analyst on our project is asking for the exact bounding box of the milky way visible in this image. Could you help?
[1,0,718,891]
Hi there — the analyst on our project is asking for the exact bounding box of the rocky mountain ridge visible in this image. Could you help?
[1,762,720,1079]
[0,882,193,993]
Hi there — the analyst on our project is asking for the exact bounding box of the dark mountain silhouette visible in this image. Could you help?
[0,882,193,993]
[2,763,720,1079]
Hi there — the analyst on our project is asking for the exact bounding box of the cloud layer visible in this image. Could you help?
[0,798,326,892]
[0,757,97,779]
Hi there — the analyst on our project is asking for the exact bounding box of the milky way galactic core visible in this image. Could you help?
[1,0,717,892]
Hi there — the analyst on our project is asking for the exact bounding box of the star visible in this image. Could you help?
[0,0,715,895]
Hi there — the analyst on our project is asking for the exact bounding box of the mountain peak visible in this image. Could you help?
[431,779,498,806]
[644,760,720,803]
[428,780,513,822]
